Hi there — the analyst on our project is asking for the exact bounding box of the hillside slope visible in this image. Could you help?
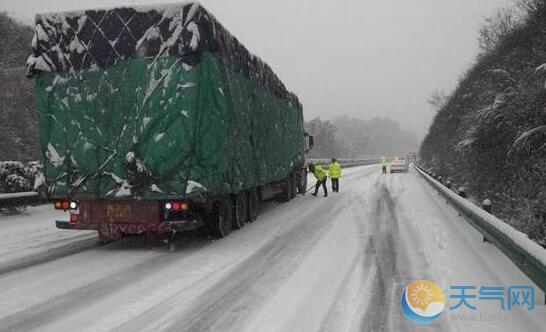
[420,5,546,243]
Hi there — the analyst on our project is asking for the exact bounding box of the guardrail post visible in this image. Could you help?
[482,199,492,214]
[482,200,492,245]
[457,187,467,198]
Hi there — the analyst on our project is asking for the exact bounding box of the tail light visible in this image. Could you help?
[70,214,79,223]
[164,201,189,211]
[54,200,78,211]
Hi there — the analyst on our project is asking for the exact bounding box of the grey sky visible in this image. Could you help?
[1,0,512,139]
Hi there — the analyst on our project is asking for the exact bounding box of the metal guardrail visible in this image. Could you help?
[311,159,379,168]
[0,191,42,210]
[334,160,378,168]
[414,164,546,294]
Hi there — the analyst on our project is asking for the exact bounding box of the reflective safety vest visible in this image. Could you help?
[314,165,327,180]
[329,162,341,179]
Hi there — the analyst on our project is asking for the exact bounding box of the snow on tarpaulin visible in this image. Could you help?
[28,2,305,200]
[26,2,301,108]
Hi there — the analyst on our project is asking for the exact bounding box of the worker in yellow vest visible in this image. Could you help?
[308,163,328,197]
[328,158,341,192]
[380,156,387,174]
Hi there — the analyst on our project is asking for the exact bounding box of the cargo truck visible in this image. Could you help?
[27,2,313,242]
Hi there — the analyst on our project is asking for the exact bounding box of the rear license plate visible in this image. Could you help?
[80,200,160,225]
[105,203,132,222]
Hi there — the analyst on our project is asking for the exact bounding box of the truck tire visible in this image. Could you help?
[297,169,307,194]
[210,197,232,238]
[248,190,258,222]
[279,176,293,202]
[232,193,248,229]
[290,174,297,199]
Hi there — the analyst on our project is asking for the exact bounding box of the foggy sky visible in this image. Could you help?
[1,0,512,140]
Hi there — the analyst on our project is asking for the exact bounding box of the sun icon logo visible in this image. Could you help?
[401,280,445,324]
[412,284,433,306]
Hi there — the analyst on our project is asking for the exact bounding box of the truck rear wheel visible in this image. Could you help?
[248,190,258,222]
[232,193,248,229]
[290,174,297,199]
[211,197,232,238]
[297,169,307,194]
[279,176,293,202]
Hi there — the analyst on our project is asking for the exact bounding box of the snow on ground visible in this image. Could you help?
[0,165,544,331]
[0,205,96,273]
[383,168,546,331]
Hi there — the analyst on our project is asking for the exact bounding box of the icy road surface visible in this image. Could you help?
[0,165,544,332]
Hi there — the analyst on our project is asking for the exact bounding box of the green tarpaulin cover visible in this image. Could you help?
[28,3,305,199]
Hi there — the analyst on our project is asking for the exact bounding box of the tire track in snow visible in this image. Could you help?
[0,234,99,275]
[0,241,208,332]
[117,195,360,332]
[383,173,445,332]
[117,169,379,332]
[360,183,400,331]
[359,174,452,332]
[317,177,381,332]
[173,171,382,332]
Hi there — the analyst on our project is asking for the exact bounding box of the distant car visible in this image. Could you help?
[390,157,408,173]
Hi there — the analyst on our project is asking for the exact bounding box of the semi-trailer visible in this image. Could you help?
[27,2,313,242]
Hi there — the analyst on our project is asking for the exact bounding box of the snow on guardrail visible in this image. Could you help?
[414,164,546,293]
[0,191,37,200]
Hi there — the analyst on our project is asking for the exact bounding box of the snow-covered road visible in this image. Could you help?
[0,165,544,332]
